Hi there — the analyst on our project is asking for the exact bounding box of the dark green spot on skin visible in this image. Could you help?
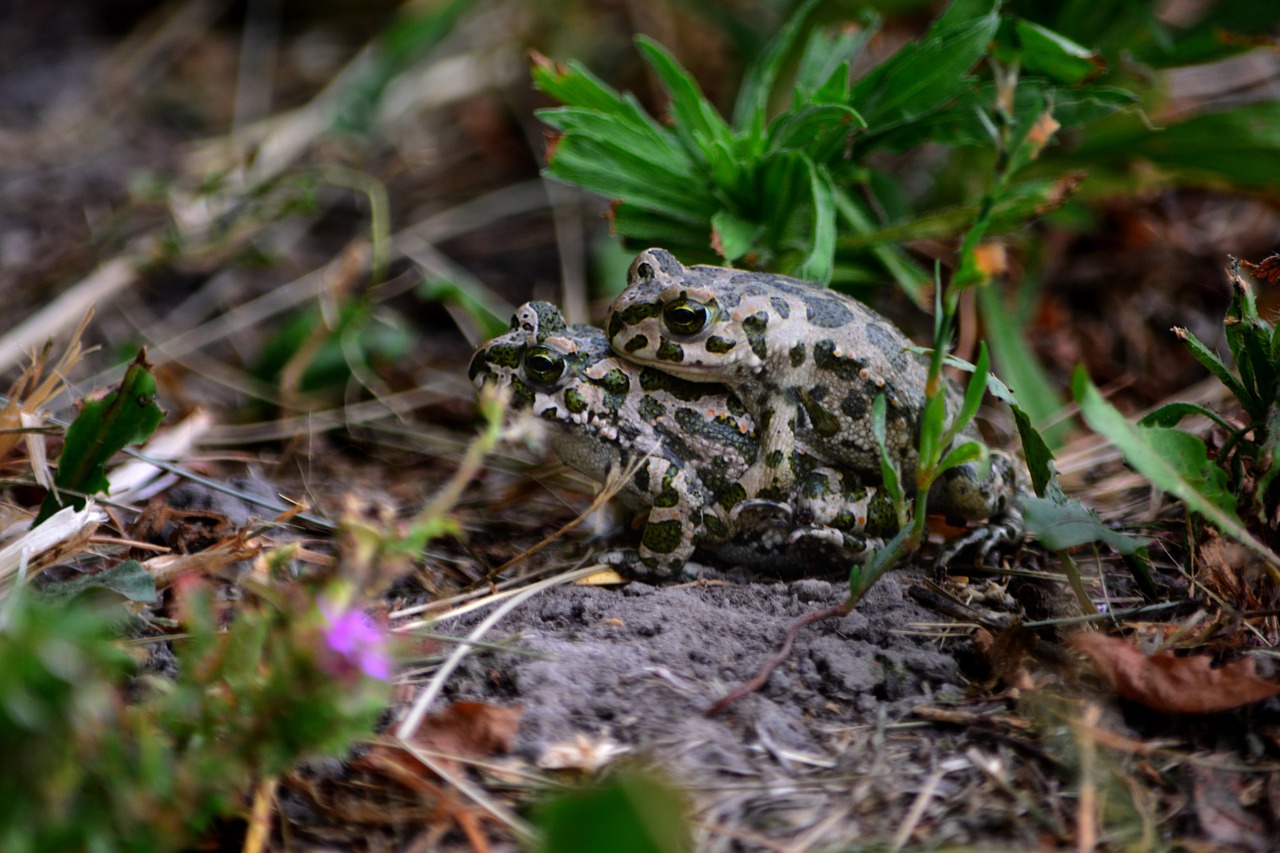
[798,388,842,438]
[638,369,731,404]
[705,335,736,354]
[799,472,831,502]
[702,515,728,539]
[563,387,587,414]
[657,339,684,363]
[756,485,787,502]
[639,394,666,422]
[634,465,650,493]
[653,470,681,508]
[802,295,856,328]
[672,408,757,464]
[789,451,817,479]
[599,368,630,396]
[759,408,772,431]
[840,389,869,422]
[769,296,790,319]
[509,378,534,409]
[527,302,568,340]
[717,482,747,511]
[742,312,769,360]
[623,334,649,353]
[867,490,901,537]
[813,339,868,381]
[617,301,662,327]
[789,343,806,367]
[765,449,784,469]
[641,519,684,554]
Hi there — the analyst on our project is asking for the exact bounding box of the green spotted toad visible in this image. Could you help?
[469,301,899,577]
[606,249,1022,539]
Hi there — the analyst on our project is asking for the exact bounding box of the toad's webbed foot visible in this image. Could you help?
[935,504,1025,568]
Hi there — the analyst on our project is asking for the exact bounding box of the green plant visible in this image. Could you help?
[0,577,392,853]
[1072,257,1280,583]
[533,0,1132,294]
[35,350,165,525]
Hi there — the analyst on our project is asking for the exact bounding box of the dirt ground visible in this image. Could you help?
[441,573,984,846]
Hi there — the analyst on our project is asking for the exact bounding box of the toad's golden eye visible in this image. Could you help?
[663,297,710,335]
[523,346,566,384]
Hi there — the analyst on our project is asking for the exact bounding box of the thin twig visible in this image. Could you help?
[705,600,851,716]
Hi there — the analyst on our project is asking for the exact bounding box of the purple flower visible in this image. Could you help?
[319,599,392,681]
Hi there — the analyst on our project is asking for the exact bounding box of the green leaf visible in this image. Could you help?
[976,282,1071,448]
[634,37,733,162]
[832,190,930,306]
[997,18,1104,84]
[539,107,692,174]
[868,81,1135,153]
[849,0,1000,142]
[532,55,661,131]
[710,210,761,262]
[1173,325,1257,417]
[936,440,985,477]
[797,161,837,284]
[1255,403,1280,516]
[871,394,904,507]
[848,525,911,601]
[37,350,166,525]
[943,342,989,449]
[35,560,157,604]
[535,770,691,853]
[222,610,271,692]
[541,134,714,223]
[1102,103,1280,194]
[1225,267,1276,411]
[1022,495,1148,554]
[1073,366,1280,572]
[1011,404,1061,500]
[611,205,715,260]
[731,0,822,131]
[917,386,949,476]
[767,104,865,161]
[841,175,1084,250]
[1139,401,1235,433]
[795,13,878,102]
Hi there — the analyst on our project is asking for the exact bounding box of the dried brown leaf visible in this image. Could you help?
[1240,253,1280,285]
[1070,632,1279,714]
[413,701,523,773]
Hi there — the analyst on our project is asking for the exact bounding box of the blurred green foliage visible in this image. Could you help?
[533,769,692,853]
[0,581,391,853]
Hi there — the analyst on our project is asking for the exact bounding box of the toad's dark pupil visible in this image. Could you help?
[524,347,565,383]
[664,299,708,335]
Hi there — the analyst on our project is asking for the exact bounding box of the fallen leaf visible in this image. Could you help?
[413,701,523,773]
[1240,253,1280,285]
[1070,632,1280,714]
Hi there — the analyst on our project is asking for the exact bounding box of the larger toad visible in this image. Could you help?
[606,249,1021,530]
[469,301,899,577]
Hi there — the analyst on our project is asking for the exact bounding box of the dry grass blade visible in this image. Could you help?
[0,311,92,457]
[394,563,600,739]
[0,502,106,595]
